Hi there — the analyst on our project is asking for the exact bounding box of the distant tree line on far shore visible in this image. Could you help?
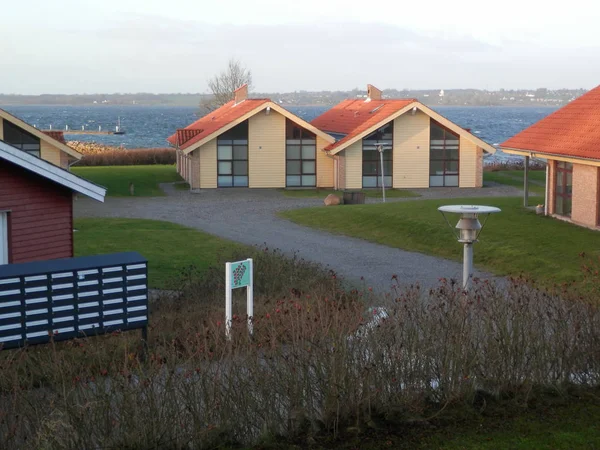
[0,87,587,107]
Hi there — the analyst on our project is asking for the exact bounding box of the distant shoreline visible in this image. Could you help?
[0,103,561,108]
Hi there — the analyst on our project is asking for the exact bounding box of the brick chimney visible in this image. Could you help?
[367,84,382,101]
[234,84,248,104]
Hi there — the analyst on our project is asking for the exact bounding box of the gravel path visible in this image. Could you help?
[75,185,519,295]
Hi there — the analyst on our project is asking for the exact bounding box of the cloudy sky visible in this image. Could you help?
[1,0,598,94]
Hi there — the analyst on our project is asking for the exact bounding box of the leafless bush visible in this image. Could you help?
[76,148,176,166]
[484,159,546,172]
[68,141,176,166]
[1,254,599,449]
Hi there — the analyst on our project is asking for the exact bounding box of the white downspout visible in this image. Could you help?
[544,161,550,216]
[333,155,338,191]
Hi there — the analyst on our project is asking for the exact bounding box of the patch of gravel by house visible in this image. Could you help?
[75,185,516,297]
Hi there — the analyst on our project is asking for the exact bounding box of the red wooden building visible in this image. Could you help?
[0,140,105,264]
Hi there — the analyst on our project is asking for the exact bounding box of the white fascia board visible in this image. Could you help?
[0,141,106,202]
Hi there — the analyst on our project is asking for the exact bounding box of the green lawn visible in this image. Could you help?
[349,399,600,450]
[484,169,546,195]
[281,196,600,285]
[74,218,243,288]
[419,402,600,449]
[280,188,419,199]
[72,165,182,196]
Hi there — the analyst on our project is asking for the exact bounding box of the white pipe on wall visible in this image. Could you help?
[545,161,550,216]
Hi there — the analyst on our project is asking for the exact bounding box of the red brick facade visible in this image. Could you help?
[548,159,600,228]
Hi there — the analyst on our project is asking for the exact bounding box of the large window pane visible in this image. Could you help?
[363,149,379,161]
[363,176,377,187]
[286,145,301,159]
[302,175,316,186]
[383,161,393,175]
[233,161,248,175]
[445,175,459,187]
[430,176,444,187]
[218,146,232,160]
[233,176,248,187]
[430,161,444,175]
[218,161,232,175]
[233,146,247,160]
[301,145,316,159]
[3,121,41,157]
[287,161,301,175]
[302,161,315,174]
[286,121,318,187]
[363,161,378,175]
[430,121,460,186]
[218,176,233,187]
[286,176,301,186]
[447,161,459,174]
[383,176,393,187]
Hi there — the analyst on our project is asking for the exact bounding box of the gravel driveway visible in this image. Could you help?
[75,184,519,294]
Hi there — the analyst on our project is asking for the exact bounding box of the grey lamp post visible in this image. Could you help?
[438,205,501,290]
[376,143,386,202]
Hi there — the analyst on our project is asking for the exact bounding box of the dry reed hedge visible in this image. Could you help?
[1,249,599,449]
[68,141,176,166]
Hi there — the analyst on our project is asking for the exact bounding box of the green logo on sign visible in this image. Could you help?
[231,260,251,289]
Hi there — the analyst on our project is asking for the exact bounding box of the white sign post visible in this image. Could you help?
[225,258,253,339]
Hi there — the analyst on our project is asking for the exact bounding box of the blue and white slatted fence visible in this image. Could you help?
[0,252,148,350]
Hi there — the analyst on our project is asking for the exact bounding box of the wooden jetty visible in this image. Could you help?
[42,129,125,135]
[42,117,125,136]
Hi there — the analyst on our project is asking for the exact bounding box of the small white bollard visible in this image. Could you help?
[225,258,253,339]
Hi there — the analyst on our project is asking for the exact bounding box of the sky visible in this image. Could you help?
[0,0,598,94]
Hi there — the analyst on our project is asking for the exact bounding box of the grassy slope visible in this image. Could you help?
[484,169,546,195]
[280,189,419,199]
[72,165,182,196]
[281,196,600,285]
[336,399,600,450]
[74,218,243,288]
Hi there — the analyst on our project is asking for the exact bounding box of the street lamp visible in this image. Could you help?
[374,142,391,202]
[438,205,501,290]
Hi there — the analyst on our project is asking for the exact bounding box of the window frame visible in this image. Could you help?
[2,120,41,158]
[554,161,573,217]
[216,121,249,188]
[429,121,460,187]
[286,120,317,187]
[362,122,393,188]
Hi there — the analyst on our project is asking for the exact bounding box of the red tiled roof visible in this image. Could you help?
[41,130,66,145]
[167,99,270,149]
[501,85,600,160]
[311,99,416,151]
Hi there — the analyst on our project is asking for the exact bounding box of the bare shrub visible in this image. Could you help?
[1,252,599,449]
[68,141,176,166]
[484,159,546,172]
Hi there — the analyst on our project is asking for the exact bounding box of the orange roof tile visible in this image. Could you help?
[311,99,416,151]
[501,85,600,160]
[41,130,66,145]
[167,99,269,149]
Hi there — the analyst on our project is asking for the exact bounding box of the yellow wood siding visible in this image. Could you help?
[316,137,334,188]
[392,111,430,188]
[40,140,62,167]
[337,151,346,190]
[0,119,3,139]
[190,149,200,189]
[248,110,285,188]
[475,147,483,188]
[459,138,477,188]
[199,138,217,188]
[344,141,362,189]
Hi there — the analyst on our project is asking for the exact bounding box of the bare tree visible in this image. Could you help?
[200,59,253,112]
